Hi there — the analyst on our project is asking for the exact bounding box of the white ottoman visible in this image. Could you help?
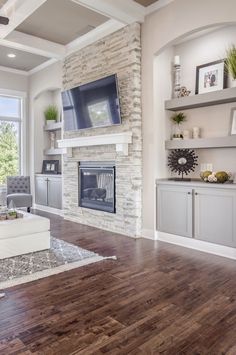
[0,213,50,259]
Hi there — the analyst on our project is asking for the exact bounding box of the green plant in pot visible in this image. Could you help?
[44,105,58,124]
[170,112,186,140]
[226,45,236,86]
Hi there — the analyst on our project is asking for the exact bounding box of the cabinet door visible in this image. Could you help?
[35,176,48,206]
[157,185,193,238]
[48,177,62,209]
[194,188,236,247]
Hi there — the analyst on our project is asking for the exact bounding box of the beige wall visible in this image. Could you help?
[142,0,236,235]
[0,70,28,92]
[29,62,62,100]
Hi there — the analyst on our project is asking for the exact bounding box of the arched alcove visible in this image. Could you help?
[142,12,236,237]
[32,87,62,175]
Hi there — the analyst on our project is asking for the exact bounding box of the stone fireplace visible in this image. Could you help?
[78,161,116,213]
[62,23,142,238]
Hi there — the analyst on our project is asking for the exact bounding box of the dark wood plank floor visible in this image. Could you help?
[1,211,236,354]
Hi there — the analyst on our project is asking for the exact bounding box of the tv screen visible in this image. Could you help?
[61,74,121,131]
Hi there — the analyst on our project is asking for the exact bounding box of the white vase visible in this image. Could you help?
[47,120,56,125]
[172,124,182,139]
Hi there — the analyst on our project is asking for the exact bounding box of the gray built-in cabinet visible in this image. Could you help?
[35,174,62,210]
[157,181,236,247]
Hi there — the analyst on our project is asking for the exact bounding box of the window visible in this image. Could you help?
[0,95,23,185]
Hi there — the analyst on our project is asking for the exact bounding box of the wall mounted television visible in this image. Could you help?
[61,74,121,131]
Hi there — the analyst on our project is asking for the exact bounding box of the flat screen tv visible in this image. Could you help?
[61,74,121,131]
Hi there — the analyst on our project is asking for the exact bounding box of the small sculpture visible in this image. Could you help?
[168,149,198,180]
[178,86,191,98]
[173,56,181,98]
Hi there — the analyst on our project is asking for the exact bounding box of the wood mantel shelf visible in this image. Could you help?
[57,132,133,156]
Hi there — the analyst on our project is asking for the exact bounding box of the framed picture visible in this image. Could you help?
[230,108,236,135]
[42,160,59,174]
[195,60,227,94]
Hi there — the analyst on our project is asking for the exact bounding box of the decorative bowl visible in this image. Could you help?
[200,171,231,183]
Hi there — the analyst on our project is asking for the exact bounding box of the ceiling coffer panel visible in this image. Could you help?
[16,0,108,45]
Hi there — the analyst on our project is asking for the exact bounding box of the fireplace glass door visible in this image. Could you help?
[79,164,115,213]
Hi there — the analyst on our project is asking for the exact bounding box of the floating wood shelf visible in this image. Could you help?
[165,87,236,111]
[44,122,62,131]
[165,136,236,150]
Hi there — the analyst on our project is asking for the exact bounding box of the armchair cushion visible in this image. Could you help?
[7,193,32,208]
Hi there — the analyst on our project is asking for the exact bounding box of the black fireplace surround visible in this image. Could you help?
[78,161,116,213]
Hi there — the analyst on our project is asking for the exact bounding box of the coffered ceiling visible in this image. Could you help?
[17,0,108,45]
[0,0,165,74]
[134,0,159,6]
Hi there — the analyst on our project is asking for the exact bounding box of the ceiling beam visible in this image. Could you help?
[28,58,59,75]
[0,0,48,39]
[71,0,145,24]
[4,31,65,58]
[66,19,124,55]
[0,64,28,76]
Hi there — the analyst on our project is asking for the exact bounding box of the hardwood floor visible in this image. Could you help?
[1,211,236,354]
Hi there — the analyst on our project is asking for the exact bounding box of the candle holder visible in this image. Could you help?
[173,64,181,98]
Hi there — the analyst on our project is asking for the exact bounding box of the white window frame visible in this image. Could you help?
[0,89,27,186]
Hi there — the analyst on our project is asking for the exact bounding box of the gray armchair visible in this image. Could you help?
[7,176,32,213]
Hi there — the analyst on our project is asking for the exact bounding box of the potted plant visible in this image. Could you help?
[44,105,58,124]
[226,45,236,86]
[170,112,186,140]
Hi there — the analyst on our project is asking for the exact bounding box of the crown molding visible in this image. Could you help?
[0,65,28,76]
[146,0,175,15]
[28,58,59,75]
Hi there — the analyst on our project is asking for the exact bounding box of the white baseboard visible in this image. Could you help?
[34,204,64,217]
[141,228,157,240]
[156,231,236,260]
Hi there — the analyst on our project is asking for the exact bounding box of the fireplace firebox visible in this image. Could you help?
[79,162,116,213]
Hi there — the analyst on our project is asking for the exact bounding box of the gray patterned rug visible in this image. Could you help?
[0,237,116,290]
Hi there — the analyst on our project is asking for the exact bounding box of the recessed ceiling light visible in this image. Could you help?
[7,53,16,58]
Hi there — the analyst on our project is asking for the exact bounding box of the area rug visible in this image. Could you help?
[0,237,116,290]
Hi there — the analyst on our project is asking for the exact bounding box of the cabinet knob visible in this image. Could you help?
[195,192,198,196]
[187,192,191,195]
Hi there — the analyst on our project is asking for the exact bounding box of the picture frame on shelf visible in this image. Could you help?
[195,59,227,95]
[230,107,236,135]
[42,160,59,174]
